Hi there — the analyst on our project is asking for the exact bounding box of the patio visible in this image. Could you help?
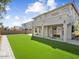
[46,36,79,46]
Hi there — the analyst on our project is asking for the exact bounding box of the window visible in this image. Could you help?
[35,28,37,33]
[53,26,56,30]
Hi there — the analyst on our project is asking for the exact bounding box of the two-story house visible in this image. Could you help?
[32,3,79,42]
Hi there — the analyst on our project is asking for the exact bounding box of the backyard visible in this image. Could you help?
[8,34,79,59]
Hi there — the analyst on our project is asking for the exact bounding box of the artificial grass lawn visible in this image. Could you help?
[8,34,79,59]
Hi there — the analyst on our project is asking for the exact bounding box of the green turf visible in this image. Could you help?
[8,34,79,59]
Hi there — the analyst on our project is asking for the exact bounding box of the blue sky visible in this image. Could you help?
[1,0,79,27]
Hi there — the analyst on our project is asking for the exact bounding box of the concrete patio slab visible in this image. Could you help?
[68,39,79,46]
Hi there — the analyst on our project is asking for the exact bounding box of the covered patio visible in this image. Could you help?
[33,23,72,42]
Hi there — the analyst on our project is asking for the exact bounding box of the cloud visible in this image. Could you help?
[6,6,11,11]
[11,16,21,26]
[25,0,57,14]
[25,2,45,13]
[47,0,57,10]
[38,0,46,3]
[4,16,21,27]
[11,22,21,26]
[38,0,43,2]
[11,18,33,27]
[5,15,10,20]
[15,16,20,20]
[62,3,65,6]
[3,15,34,27]
[4,0,57,27]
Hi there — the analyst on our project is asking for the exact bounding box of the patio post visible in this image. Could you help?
[45,26,48,37]
[37,27,39,35]
[42,25,44,37]
[67,24,72,40]
[32,26,34,36]
[60,27,63,40]
[63,23,67,42]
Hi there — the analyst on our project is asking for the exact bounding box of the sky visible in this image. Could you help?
[1,0,79,27]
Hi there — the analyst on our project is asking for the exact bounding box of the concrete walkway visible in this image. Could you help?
[28,34,32,36]
[47,37,79,46]
[68,39,79,46]
[0,35,15,59]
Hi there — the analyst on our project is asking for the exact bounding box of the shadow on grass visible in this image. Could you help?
[31,36,79,55]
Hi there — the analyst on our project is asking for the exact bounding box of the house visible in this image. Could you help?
[32,3,79,42]
[22,21,32,34]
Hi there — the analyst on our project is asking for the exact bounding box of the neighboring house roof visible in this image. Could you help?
[22,21,33,29]
[22,21,32,26]
[33,3,79,19]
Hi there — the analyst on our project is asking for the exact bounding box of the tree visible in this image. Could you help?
[0,0,11,19]
[0,0,11,37]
